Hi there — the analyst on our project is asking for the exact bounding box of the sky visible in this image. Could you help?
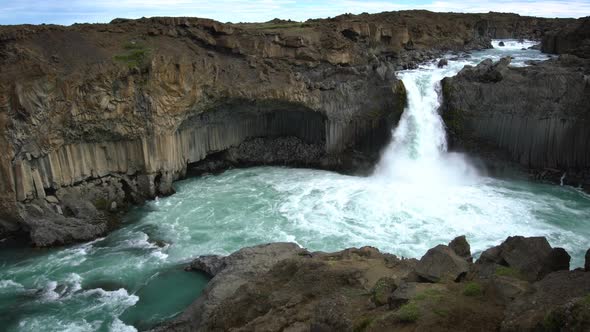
[0,0,589,25]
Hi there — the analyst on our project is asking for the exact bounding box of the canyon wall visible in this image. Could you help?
[442,55,590,188]
[0,11,573,244]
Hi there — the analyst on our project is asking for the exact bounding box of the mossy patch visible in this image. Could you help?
[414,288,444,301]
[394,302,420,323]
[93,198,110,210]
[114,42,150,69]
[462,282,483,297]
[495,266,526,280]
[353,317,374,332]
[393,80,408,115]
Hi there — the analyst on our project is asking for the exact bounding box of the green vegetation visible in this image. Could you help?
[495,266,526,280]
[543,294,590,331]
[251,22,310,30]
[395,302,420,323]
[353,317,374,332]
[93,197,110,211]
[114,42,149,69]
[433,307,450,317]
[414,288,443,301]
[462,282,483,297]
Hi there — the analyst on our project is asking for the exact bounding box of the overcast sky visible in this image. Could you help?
[0,0,588,25]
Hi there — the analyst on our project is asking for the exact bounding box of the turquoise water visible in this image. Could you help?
[1,167,588,331]
[1,41,588,331]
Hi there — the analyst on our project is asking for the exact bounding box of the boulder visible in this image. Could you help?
[415,245,470,282]
[477,236,569,282]
[449,235,471,261]
[388,281,419,308]
[371,277,398,306]
[20,199,108,247]
[188,255,227,276]
[544,247,571,273]
[437,58,448,68]
[498,41,505,46]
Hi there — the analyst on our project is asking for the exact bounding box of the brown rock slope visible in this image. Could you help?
[157,236,590,331]
[0,11,572,245]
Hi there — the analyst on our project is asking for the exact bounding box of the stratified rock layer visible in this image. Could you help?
[442,56,590,188]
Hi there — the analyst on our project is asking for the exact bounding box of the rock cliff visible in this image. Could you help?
[0,11,573,244]
[542,16,590,58]
[442,55,590,188]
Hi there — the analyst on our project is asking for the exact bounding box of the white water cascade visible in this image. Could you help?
[373,61,479,186]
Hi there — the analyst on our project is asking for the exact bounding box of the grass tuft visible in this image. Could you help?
[395,302,420,323]
[462,282,483,297]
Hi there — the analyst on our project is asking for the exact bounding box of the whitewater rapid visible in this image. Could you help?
[1,40,588,332]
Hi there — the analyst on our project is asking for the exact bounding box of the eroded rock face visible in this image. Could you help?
[442,55,590,189]
[0,11,574,244]
[542,17,590,59]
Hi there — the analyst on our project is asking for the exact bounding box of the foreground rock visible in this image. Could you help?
[478,236,570,281]
[157,235,589,331]
[442,54,590,190]
[415,244,469,282]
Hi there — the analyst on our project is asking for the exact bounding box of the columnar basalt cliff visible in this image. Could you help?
[442,17,590,189]
[0,11,574,245]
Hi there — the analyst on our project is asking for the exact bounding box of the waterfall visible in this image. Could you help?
[373,61,479,185]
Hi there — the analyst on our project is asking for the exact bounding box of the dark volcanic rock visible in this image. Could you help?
[542,17,590,58]
[442,55,590,189]
[449,235,471,261]
[477,236,569,282]
[187,255,226,277]
[501,270,590,331]
[415,244,470,282]
[20,198,108,247]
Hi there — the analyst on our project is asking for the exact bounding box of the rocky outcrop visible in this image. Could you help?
[542,17,590,58]
[415,244,470,282]
[163,243,415,331]
[442,55,590,189]
[0,11,574,244]
[156,236,588,331]
[477,236,570,282]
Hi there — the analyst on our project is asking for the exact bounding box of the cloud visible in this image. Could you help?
[0,0,588,25]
